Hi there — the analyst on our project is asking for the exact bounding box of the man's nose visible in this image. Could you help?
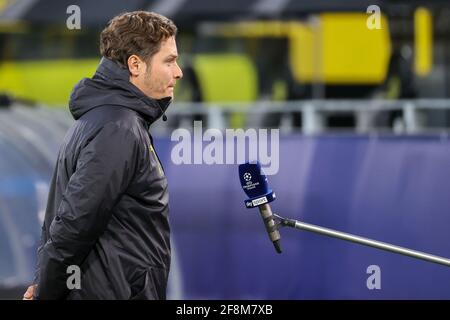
[174,62,183,79]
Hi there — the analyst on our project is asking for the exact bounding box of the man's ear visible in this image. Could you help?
[127,55,144,77]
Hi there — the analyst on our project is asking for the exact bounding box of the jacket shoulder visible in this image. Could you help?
[81,105,146,137]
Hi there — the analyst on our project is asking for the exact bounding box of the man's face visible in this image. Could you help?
[129,36,183,100]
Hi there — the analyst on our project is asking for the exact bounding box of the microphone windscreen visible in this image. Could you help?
[238,161,270,199]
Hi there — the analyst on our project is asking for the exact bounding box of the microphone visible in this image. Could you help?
[158,103,168,121]
[239,161,282,253]
[157,97,170,121]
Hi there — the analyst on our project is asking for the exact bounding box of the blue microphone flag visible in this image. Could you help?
[239,161,276,208]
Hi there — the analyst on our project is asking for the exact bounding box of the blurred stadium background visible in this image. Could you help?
[1,0,450,299]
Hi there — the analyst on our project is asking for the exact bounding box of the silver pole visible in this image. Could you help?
[286,219,450,267]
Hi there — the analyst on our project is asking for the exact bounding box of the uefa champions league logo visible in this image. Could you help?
[243,172,252,182]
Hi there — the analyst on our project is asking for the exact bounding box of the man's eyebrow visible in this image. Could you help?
[165,54,178,60]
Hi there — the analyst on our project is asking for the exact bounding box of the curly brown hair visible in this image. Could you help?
[100,11,177,69]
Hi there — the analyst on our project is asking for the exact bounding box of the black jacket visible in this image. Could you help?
[34,57,172,300]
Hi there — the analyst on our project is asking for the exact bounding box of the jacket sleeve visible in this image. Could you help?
[33,167,58,286]
[35,123,139,299]
[33,223,47,285]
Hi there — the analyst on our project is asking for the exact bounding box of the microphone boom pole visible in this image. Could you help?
[238,161,450,267]
[277,214,450,268]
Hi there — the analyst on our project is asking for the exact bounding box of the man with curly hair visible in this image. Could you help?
[23,11,182,300]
